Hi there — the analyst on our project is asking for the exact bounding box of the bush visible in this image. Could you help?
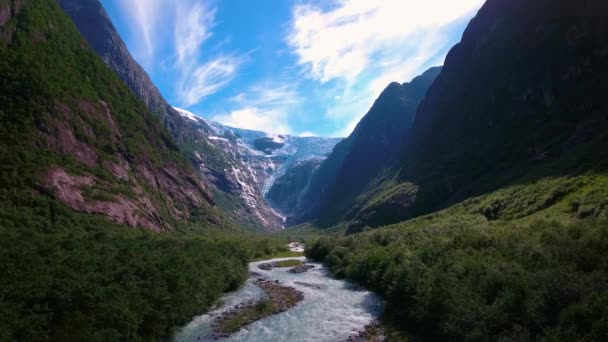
[308,219,608,341]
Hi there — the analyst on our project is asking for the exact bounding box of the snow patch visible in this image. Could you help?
[208,136,229,143]
[173,107,202,122]
[266,134,286,144]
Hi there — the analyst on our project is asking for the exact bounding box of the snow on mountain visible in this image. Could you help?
[175,107,342,221]
[206,121,342,194]
[173,107,203,122]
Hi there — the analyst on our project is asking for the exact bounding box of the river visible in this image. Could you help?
[174,255,384,341]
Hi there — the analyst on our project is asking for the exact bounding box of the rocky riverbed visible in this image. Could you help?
[344,321,387,342]
[258,259,305,270]
[212,279,304,338]
[174,256,384,341]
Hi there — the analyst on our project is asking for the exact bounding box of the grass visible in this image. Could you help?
[218,301,274,334]
[274,259,305,267]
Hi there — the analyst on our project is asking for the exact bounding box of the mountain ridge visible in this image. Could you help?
[344,0,608,232]
[0,0,223,231]
[291,66,442,226]
[57,0,288,231]
[173,107,341,222]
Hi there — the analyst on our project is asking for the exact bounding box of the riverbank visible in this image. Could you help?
[212,279,304,338]
[174,255,383,341]
[345,321,387,342]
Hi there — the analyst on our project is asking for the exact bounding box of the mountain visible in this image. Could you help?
[56,0,194,141]
[172,108,286,229]
[305,0,608,340]
[175,110,341,222]
[0,0,223,232]
[204,121,341,193]
[57,0,284,231]
[344,0,608,232]
[292,67,442,226]
[0,3,298,339]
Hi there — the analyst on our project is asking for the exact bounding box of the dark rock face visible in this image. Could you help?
[293,67,442,226]
[349,0,608,231]
[266,158,324,217]
[57,0,283,231]
[253,137,285,154]
[56,0,192,138]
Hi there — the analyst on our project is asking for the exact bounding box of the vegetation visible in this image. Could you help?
[218,300,274,334]
[274,259,305,268]
[215,280,304,336]
[0,188,294,341]
[0,1,291,340]
[307,168,608,341]
[253,250,303,261]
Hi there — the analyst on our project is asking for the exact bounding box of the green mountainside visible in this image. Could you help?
[344,0,608,233]
[0,0,224,232]
[294,67,441,226]
[0,1,288,340]
[57,0,283,232]
[304,0,608,339]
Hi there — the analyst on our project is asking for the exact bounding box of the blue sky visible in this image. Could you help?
[100,0,484,137]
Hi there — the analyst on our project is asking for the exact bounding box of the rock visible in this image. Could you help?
[288,264,315,274]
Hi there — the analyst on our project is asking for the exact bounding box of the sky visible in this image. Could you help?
[99,0,485,137]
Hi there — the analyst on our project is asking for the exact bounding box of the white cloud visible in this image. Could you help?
[298,131,317,137]
[287,0,483,137]
[115,0,166,61]
[113,0,245,106]
[287,0,484,83]
[180,55,246,106]
[211,108,292,134]
[173,2,247,106]
[211,83,301,134]
[174,2,215,67]
[230,84,300,108]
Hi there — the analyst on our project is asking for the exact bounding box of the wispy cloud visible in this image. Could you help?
[211,107,292,134]
[113,0,245,106]
[174,2,215,67]
[211,83,301,134]
[287,0,483,83]
[180,55,247,107]
[173,2,247,106]
[287,0,483,137]
[230,84,300,108]
[114,0,166,61]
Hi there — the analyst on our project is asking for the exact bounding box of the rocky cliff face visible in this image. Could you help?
[266,158,324,217]
[181,113,341,223]
[347,0,608,232]
[173,108,287,230]
[56,0,193,140]
[0,0,221,231]
[57,0,288,231]
[293,67,441,226]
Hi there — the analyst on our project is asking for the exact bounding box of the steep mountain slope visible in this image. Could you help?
[204,121,340,193]
[177,112,341,222]
[56,0,194,141]
[57,0,283,231]
[0,3,295,339]
[304,1,608,339]
[0,0,222,231]
[173,108,286,229]
[293,67,441,225]
[347,0,608,232]
[266,158,325,217]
